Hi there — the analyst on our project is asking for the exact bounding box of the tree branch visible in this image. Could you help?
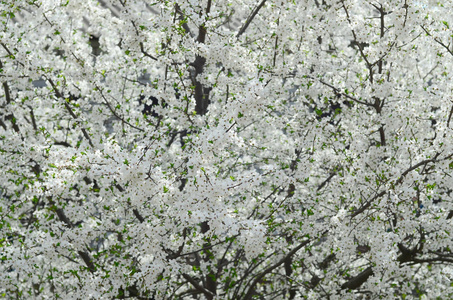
[49,197,97,273]
[350,157,442,218]
[341,266,373,290]
[182,273,215,299]
[236,0,267,38]
[242,239,311,300]
[0,59,20,133]
[94,83,145,132]
[306,75,373,107]
[45,78,94,148]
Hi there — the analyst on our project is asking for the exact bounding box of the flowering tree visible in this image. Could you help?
[1,0,453,299]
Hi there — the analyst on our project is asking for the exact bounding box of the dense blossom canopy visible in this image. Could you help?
[1,0,453,299]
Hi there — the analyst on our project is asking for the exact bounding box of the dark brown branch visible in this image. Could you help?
[133,209,145,223]
[378,126,386,146]
[176,235,240,258]
[49,197,97,273]
[55,208,73,228]
[54,141,71,147]
[126,9,158,61]
[197,0,211,43]
[317,172,336,191]
[396,158,438,185]
[140,42,158,61]
[341,1,374,81]
[175,4,193,36]
[192,60,211,115]
[284,237,296,299]
[447,102,453,128]
[376,3,385,74]
[232,252,276,299]
[349,190,386,218]
[0,59,20,133]
[77,250,97,273]
[307,75,373,107]
[397,242,419,263]
[0,43,25,67]
[341,267,373,290]
[46,78,94,148]
[3,114,20,133]
[94,83,144,132]
[350,157,442,218]
[205,0,212,18]
[421,25,453,57]
[0,61,11,104]
[182,274,215,299]
[318,253,336,270]
[242,239,311,300]
[273,34,278,67]
[29,106,38,131]
[236,0,267,38]
[189,0,213,116]
[428,250,453,257]
[216,238,235,289]
[410,257,453,265]
[0,43,15,60]
[402,0,409,27]
[0,119,6,130]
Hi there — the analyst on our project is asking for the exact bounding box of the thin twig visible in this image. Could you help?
[46,77,94,148]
